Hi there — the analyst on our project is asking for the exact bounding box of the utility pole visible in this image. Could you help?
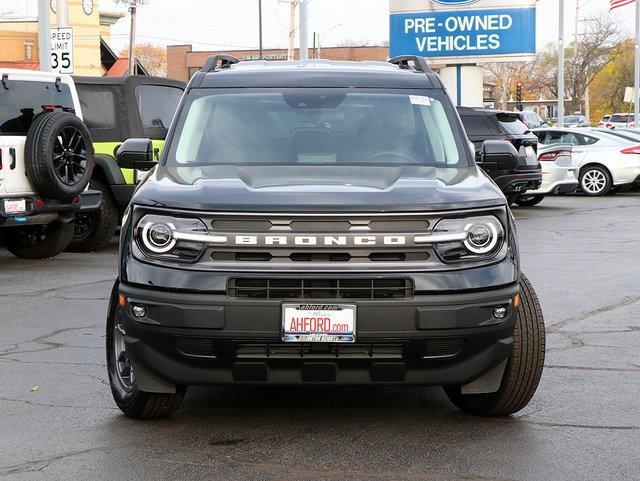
[558,0,565,127]
[635,0,640,125]
[287,0,297,61]
[37,0,51,72]
[258,0,263,59]
[57,0,69,27]
[128,0,138,75]
[299,0,309,60]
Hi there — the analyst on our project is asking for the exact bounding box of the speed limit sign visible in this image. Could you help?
[51,27,74,74]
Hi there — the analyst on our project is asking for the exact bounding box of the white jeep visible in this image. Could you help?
[0,69,101,258]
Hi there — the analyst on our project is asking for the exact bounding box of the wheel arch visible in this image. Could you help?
[94,154,126,186]
[579,162,613,180]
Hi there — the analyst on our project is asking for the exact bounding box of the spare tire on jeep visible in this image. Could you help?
[24,111,94,200]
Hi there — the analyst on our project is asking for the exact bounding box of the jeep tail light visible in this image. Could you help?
[621,146,640,155]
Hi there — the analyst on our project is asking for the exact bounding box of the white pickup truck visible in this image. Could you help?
[0,69,101,258]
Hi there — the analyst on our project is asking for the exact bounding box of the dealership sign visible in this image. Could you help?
[389,0,536,62]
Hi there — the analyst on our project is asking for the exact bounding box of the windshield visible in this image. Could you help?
[167,88,466,168]
[610,114,630,123]
[496,113,529,135]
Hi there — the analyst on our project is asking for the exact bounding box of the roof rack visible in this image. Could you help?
[388,55,430,73]
[201,55,240,73]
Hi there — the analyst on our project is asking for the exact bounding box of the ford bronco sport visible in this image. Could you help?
[69,75,185,252]
[107,57,546,419]
[0,69,100,259]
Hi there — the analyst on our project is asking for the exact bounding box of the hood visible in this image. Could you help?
[133,164,505,213]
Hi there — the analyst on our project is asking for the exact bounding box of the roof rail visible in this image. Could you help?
[388,55,430,73]
[201,54,240,73]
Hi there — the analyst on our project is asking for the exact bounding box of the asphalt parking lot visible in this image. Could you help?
[1,194,639,481]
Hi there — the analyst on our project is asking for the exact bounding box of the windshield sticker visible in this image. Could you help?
[409,95,432,106]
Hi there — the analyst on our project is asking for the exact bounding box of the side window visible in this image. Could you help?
[459,115,491,136]
[540,131,565,145]
[76,87,116,130]
[0,80,74,135]
[136,85,183,138]
[578,134,599,145]
[559,132,579,145]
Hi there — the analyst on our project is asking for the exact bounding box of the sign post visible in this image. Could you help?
[50,27,74,74]
[389,0,537,107]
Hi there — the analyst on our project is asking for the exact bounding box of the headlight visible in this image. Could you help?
[135,214,208,261]
[431,216,505,262]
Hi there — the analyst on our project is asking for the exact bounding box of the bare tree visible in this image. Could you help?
[536,16,622,113]
[119,44,167,77]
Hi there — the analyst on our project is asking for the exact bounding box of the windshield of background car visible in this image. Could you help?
[496,113,529,135]
[610,114,630,123]
[167,88,467,168]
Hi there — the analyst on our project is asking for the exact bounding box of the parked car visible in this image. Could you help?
[107,56,546,419]
[563,115,590,128]
[68,75,185,252]
[601,113,635,129]
[457,107,542,203]
[596,127,640,143]
[533,127,640,195]
[514,144,578,206]
[518,110,545,129]
[598,115,611,128]
[0,69,101,258]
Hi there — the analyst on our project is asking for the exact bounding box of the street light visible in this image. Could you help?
[115,0,150,76]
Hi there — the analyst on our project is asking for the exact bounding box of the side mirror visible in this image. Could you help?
[116,138,156,170]
[479,140,519,171]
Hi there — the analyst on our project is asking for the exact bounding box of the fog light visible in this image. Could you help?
[131,305,147,318]
[493,306,508,319]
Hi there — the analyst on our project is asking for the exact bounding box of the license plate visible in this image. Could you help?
[4,199,26,215]
[282,303,356,343]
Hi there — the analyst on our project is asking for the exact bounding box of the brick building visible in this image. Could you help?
[167,44,389,82]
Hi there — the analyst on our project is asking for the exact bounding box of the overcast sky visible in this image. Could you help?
[2,0,636,54]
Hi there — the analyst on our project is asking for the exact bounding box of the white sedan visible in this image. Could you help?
[515,144,578,206]
[533,128,640,196]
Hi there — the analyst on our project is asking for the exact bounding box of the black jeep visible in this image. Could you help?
[107,57,545,419]
[457,107,542,204]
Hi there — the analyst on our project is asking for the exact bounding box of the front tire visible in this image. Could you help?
[4,221,75,259]
[68,180,118,252]
[444,274,545,416]
[580,166,612,196]
[106,283,185,419]
[515,194,545,207]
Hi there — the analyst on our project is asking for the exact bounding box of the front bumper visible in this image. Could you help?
[114,280,519,387]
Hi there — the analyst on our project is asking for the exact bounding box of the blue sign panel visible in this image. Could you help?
[389,7,536,59]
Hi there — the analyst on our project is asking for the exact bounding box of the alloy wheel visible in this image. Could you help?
[53,126,89,186]
[581,169,607,195]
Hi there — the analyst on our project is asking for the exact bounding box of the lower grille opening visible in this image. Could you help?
[227,278,414,299]
[174,338,466,361]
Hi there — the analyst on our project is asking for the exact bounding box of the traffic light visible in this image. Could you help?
[516,82,523,111]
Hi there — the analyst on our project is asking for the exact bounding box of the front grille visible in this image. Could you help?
[198,213,446,269]
[227,278,413,299]
[174,338,465,360]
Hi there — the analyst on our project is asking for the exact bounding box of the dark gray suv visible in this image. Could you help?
[106,56,545,419]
